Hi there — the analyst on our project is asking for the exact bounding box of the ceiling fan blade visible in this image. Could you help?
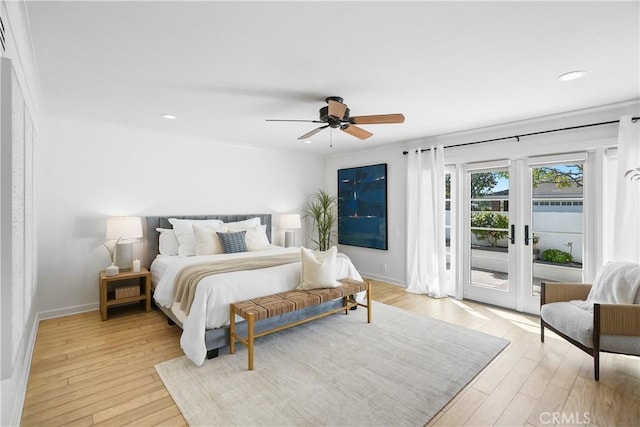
[350,113,405,125]
[328,99,348,119]
[266,119,323,123]
[297,125,329,140]
[341,124,373,140]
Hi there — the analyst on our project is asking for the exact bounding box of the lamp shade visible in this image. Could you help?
[280,214,302,229]
[106,217,143,241]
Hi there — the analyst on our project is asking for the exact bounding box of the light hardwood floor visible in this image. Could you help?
[22,280,639,426]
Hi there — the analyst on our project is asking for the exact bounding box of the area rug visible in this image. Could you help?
[155,301,509,426]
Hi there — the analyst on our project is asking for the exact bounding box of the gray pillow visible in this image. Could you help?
[217,231,248,254]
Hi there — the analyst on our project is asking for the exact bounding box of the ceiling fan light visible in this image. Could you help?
[303,140,312,144]
[267,96,405,141]
[557,70,587,81]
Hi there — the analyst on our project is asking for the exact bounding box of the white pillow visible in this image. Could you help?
[226,217,261,232]
[193,223,228,255]
[245,224,270,251]
[156,228,179,256]
[298,246,341,290]
[168,218,224,257]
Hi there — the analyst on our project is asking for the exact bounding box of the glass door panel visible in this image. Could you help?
[445,167,456,296]
[530,162,584,296]
[469,169,510,290]
[464,164,518,309]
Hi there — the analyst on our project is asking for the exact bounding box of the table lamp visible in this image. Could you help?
[106,216,143,270]
[280,214,302,248]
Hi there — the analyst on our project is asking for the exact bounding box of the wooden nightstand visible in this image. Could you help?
[99,267,151,321]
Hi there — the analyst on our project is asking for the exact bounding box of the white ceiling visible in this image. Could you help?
[25,1,640,154]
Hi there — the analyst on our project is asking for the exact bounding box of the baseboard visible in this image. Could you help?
[359,272,406,287]
[38,302,99,320]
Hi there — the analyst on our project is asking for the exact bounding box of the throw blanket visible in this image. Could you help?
[573,261,640,310]
[173,251,301,314]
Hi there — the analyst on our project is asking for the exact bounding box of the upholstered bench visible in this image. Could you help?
[229,278,371,370]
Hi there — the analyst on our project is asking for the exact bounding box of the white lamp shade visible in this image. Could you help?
[106,217,143,241]
[280,214,302,229]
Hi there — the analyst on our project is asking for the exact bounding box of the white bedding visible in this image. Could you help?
[151,246,363,365]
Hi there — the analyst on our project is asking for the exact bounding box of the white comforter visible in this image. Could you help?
[151,246,363,365]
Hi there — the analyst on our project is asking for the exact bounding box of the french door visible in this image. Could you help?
[462,154,586,313]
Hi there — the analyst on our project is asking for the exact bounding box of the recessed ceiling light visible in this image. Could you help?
[303,140,312,144]
[557,70,587,82]
[161,114,177,120]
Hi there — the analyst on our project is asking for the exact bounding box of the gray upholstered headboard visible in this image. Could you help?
[142,214,272,268]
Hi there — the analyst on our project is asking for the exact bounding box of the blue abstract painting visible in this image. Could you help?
[338,163,387,250]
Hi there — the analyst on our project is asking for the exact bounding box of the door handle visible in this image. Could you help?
[510,224,515,244]
[524,225,530,246]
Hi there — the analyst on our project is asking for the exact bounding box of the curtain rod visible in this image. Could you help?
[402,116,640,155]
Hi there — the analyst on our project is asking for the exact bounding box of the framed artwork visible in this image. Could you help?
[337,163,388,250]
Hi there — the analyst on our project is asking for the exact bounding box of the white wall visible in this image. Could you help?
[324,101,639,288]
[36,116,324,317]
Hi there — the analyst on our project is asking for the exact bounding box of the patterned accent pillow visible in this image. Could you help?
[217,231,248,254]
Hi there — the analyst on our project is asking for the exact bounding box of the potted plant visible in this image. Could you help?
[532,233,540,247]
[102,240,120,276]
[541,248,573,264]
[303,189,337,251]
[532,233,540,260]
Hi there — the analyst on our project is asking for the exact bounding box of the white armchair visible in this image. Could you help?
[540,261,640,381]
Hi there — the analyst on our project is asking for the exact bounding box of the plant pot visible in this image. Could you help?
[105,262,119,277]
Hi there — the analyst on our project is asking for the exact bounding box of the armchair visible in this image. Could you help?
[540,262,640,381]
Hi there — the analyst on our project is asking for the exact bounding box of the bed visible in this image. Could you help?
[143,214,364,366]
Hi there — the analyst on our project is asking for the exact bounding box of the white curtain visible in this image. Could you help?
[406,145,447,297]
[612,116,640,263]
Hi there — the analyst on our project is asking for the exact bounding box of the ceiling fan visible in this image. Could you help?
[266,96,405,141]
